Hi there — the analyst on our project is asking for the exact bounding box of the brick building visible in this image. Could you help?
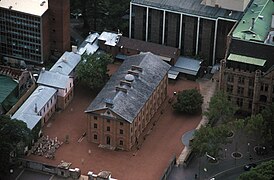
[219,0,274,114]
[129,0,247,65]
[85,53,170,150]
[0,0,70,65]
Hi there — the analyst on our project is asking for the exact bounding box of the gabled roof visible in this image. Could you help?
[131,0,243,20]
[37,71,69,89]
[117,36,179,60]
[77,33,100,55]
[85,52,171,123]
[50,51,81,76]
[12,86,56,129]
[0,0,48,16]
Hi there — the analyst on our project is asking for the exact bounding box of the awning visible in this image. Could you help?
[228,53,266,66]
[168,70,179,79]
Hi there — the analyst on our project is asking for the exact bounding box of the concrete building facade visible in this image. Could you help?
[0,0,70,65]
[129,0,246,65]
[85,53,170,150]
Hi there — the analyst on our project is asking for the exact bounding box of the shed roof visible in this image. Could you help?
[37,71,69,89]
[85,52,171,123]
[0,0,48,16]
[12,86,56,129]
[227,53,266,66]
[132,0,243,20]
[50,51,81,76]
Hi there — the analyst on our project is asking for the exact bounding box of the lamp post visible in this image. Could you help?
[247,142,250,154]
[224,148,227,159]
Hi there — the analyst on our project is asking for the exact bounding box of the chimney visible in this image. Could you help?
[251,17,255,30]
[120,80,131,87]
[128,70,139,77]
[116,86,127,93]
[131,65,143,72]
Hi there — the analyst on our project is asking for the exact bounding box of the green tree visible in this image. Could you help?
[245,114,272,144]
[172,89,203,114]
[190,124,231,158]
[0,115,31,175]
[261,104,274,141]
[238,160,274,180]
[76,53,111,91]
[205,91,238,125]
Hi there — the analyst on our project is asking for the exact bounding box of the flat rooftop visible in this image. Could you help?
[0,75,18,103]
[232,0,274,42]
[132,0,243,20]
[0,0,48,16]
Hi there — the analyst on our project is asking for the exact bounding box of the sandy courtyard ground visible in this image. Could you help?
[27,63,201,180]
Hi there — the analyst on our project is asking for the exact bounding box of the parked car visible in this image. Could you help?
[244,163,257,171]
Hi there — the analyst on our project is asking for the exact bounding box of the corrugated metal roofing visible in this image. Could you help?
[85,52,171,123]
[132,0,244,20]
[50,51,81,76]
[232,0,274,42]
[12,86,56,130]
[227,53,266,66]
[37,71,69,89]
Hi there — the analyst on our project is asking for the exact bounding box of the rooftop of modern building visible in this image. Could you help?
[0,75,18,103]
[0,0,48,16]
[232,0,274,43]
[131,0,244,20]
[117,36,179,61]
[37,70,70,89]
[50,51,81,76]
[12,85,56,130]
[85,52,171,123]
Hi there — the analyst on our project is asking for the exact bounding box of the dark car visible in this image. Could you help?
[244,163,257,171]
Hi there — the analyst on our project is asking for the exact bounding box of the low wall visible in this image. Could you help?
[160,155,176,180]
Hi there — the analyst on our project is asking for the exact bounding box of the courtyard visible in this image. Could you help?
[26,63,202,180]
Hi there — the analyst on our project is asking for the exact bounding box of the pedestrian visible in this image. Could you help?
[195,173,198,179]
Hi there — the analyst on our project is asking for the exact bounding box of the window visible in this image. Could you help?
[236,98,243,107]
[248,88,253,97]
[94,123,97,129]
[237,87,244,95]
[261,84,269,92]
[94,134,97,140]
[238,77,245,84]
[248,101,252,109]
[107,126,110,131]
[120,122,123,126]
[226,84,233,93]
[94,116,97,120]
[119,140,123,145]
[249,79,254,86]
[227,74,234,83]
[120,129,123,135]
[107,119,110,123]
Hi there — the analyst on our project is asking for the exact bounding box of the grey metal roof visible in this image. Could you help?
[85,52,171,123]
[172,56,202,76]
[50,51,81,76]
[132,0,244,20]
[12,86,56,130]
[37,70,69,89]
[77,33,100,55]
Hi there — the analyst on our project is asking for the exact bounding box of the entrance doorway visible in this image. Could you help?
[106,136,111,145]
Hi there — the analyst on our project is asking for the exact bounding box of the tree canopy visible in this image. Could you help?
[0,115,31,174]
[172,89,203,114]
[70,0,129,34]
[239,160,274,180]
[205,91,238,125]
[190,124,231,158]
[76,53,111,91]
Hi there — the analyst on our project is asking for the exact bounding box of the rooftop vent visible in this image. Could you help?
[41,67,45,72]
[251,17,255,30]
[104,98,114,108]
[34,103,38,113]
[40,1,46,6]
[125,74,135,82]
[258,15,264,20]
[9,6,12,9]
[116,86,127,93]
[62,57,67,62]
